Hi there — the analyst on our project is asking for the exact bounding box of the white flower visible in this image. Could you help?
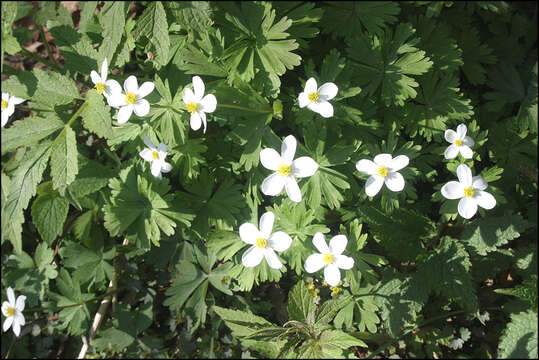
[139,136,172,178]
[182,76,217,133]
[239,211,293,269]
[444,124,474,159]
[304,232,354,287]
[107,75,155,124]
[2,287,26,337]
[90,58,121,98]
[298,77,338,118]
[355,154,409,197]
[1,92,25,127]
[259,135,319,203]
[441,163,496,219]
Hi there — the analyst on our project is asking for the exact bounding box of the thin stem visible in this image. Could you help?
[39,25,62,70]
[218,103,273,114]
[18,106,54,113]
[19,48,61,72]
[67,101,88,127]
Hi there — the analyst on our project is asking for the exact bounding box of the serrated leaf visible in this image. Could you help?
[98,2,126,64]
[212,305,276,338]
[50,126,78,195]
[93,328,135,352]
[498,310,538,358]
[66,156,115,199]
[207,230,244,262]
[135,2,169,68]
[32,68,80,106]
[1,114,64,155]
[31,191,69,245]
[458,27,497,85]
[81,89,113,139]
[287,280,316,325]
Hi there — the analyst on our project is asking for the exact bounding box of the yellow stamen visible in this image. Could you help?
[152,151,159,160]
[255,237,267,249]
[277,164,291,177]
[377,165,389,178]
[95,82,106,95]
[323,253,334,264]
[6,307,15,317]
[1,100,8,109]
[125,92,137,104]
[455,139,463,147]
[186,102,199,114]
[463,186,475,198]
[331,286,341,297]
[308,92,319,103]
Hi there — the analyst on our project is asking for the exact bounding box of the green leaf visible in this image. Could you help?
[207,230,244,262]
[498,310,538,358]
[135,2,170,68]
[314,295,353,330]
[60,241,114,286]
[31,190,69,245]
[93,328,135,352]
[495,275,538,311]
[32,68,80,106]
[81,89,113,139]
[98,2,126,64]
[66,156,115,199]
[1,113,64,155]
[458,26,497,85]
[287,280,316,325]
[212,305,276,338]
[50,126,78,195]
[164,2,213,34]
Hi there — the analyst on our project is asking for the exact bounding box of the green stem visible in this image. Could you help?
[218,103,272,114]
[152,104,173,110]
[19,106,54,113]
[67,101,88,127]
[19,48,61,72]
[39,25,62,70]
[23,288,120,313]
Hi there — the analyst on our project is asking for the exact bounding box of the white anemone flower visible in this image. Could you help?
[1,92,25,127]
[298,77,338,118]
[90,58,121,98]
[356,154,409,197]
[260,135,319,203]
[444,124,474,159]
[239,211,293,269]
[2,287,26,337]
[139,136,172,178]
[304,232,354,287]
[182,76,217,133]
[441,163,496,219]
[107,75,155,124]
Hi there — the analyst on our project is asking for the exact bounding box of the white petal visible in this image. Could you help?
[140,148,153,162]
[100,58,108,81]
[137,82,155,99]
[336,255,354,270]
[281,135,297,164]
[151,160,162,178]
[355,159,377,175]
[190,112,202,131]
[259,211,274,238]
[456,124,467,139]
[472,176,488,191]
[365,176,384,197]
[456,164,473,186]
[104,79,122,98]
[117,105,133,124]
[124,75,138,93]
[264,248,283,269]
[284,176,302,202]
[1,302,9,316]
[15,313,24,326]
[304,77,318,94]
[292,157,318,178]
[192,76,205,100]
[298,92,309,108]
[463,136,475,147]
[318,82,338,100]
[329,235,348,256]
[3,316,13,332]
[143,136,156,149]
[324,263,341,287]
[7,288,15,306]
[475,190,496,210]
[1,111,8,127]
[312,232,330,254]
[5,103,15,117]
[90,70,101,85]
[199,111,207,133]
[458,197,478,219]
[133,99,150,116]
[444,144,459,159]
[384,171,405,192]
[157,142,168,153]
[12,318,20,337]
[445,129,457,143]
[268,231,292,252]
[200,94,217,113]
[260,148,282,171]
[459,145,473,159]
[373,154,392,167]
[304,253,325,273]
[261,173,286,196]
[2,93,8,101]
[107,92,126,108]
[161,162,172,173]
[316,101,334,118]
[182,88,196,104]
[441,181,464,199]
[242,246,264,267]
[389,155,409,172]
[239,223,261,245]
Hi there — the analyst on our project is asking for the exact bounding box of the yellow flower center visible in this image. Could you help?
[463,186,475,198]
[323,253,334,264]
[255,237,267,249]
[95,82,106,95]
[455,139,463,147]
[6,306,15,317]
[186,101,199,114]
[331,286,342,297]
[277,164,291,177]
[1,100,8,109]
[308,92,320,103]
[152,151,159,160]
[377,165,389,178]
[125,92,137,104]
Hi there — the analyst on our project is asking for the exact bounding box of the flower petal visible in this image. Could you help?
[7,288,15,306]
[2,93,9,101]
[104,79,122,98]
[444,144,459,159]
[324,263,341,287]
[137,82,155,99]
[15,313,24,326]
[336,255,354,270]
[259,211,274,238]
[133,99,150,116]
[459,145,473,159]
[143,136,155,149]
[304,253,325,273]
[472,176,488,191]
[1,111,8,127]
[261,173,286,196]
[315,101,334,118]
[12,318,20,337]
[199,111,207,133]
[389,155,409,172]
[107,92,126,108]
[444,129,457,143]
[329,235,348,256]
[475,190,496,210]
[284,176,302,202]
[124,75,138,93]
[268,232,292,252]
[242,246,264,267]
[264,248,283,269]
[260,148,282,171]
[456,124,467,139]
[182,87,196,104]
[192,76,205,100]
[384,171,405,192]
[298,92,309,108]
[140,148,154,162]
[1,302,9,317]
[458,197,478,219]
[304,77,318,94]
[3,316,13,333]
[373,154,392,167]
[90,70,101,85]
[100,58,108,81]
[292,157,318,178]
[441,181,464,199]
[318,82,338,100]
[463,136,475,147]
[157,142,168,153]
[161,162,172,173]
[150,160,162,178]
[200,94,217,113]
[239,223,260,245]
[190,112,202,131]
[456,164,473,186]
[365,176,384,197]
[281,135,297,164]
[355,159,377,175]
[312,232,330,254]
[117,105,133,124]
